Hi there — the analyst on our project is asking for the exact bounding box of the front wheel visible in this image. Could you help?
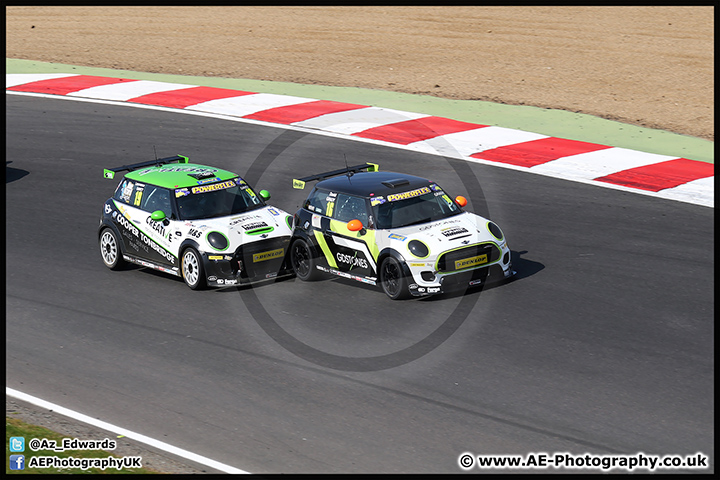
[290,239,321,281]
[181,247,207,290]
[99,227,125,270]
[379,257,410,300]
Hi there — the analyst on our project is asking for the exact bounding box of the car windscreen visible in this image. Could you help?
[175,178,264,220]
[372,184,462,229]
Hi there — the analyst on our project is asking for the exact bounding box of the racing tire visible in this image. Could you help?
[290,239,321,281]
[181,247,207,290]
[99,227,125,271]
[379,256,410,300]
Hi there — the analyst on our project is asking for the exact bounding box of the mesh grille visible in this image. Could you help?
[234,237,290,280]
[437,243,500,272]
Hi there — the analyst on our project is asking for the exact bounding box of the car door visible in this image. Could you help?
[111,179,177,268]
[324,192,378,277]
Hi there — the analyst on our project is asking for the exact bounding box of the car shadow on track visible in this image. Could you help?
[419,250,544,302]
[6,161,29,183]
[124,250,543,298]
[213,249,544,301]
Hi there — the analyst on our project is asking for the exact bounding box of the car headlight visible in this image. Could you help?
[408,240,429,258]
[487,222,504,241]
[207,231,229,251]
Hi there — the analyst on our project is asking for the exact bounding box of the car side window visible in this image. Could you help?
[304,188,328,215]
[113,179,142,206]
[334,193,369,226]
[140,185,172,218]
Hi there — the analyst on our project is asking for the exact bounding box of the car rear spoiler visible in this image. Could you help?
[292,162,379,189]
[103,155,189,179]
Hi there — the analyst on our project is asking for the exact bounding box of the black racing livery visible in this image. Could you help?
[288,163,515,299]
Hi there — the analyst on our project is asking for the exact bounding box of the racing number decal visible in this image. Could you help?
[325,191,337,217]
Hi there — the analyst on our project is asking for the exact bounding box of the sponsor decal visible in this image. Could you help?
[388,233,407,241]
[370,196,386,206]
[137,166,218,176]
[230,214,262,226]
[454,254,488,270]
[191,180,235,195]
[386,186,431,202]
[196,176,222,185]
[336,252,369,269]
[146,216,166,237]
[242,221,269,231]
[175,188,190,197]
[441,226,469,237]
[120,180,134,203]
[208,255,223,260]
[116,212,175,265]
[253,248,285,263]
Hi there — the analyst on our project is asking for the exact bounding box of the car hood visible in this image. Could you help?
[182,205,292,250]
[384,212,505,252]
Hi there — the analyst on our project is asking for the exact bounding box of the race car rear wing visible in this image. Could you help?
[103,155,189,179]
[292,162,378,189]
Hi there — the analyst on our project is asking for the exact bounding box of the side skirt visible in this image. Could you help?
[316,265,377,286]
[123,254,181,277]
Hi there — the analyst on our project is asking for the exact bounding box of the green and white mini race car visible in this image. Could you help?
[98,155,293,289]
[288,163,515,299]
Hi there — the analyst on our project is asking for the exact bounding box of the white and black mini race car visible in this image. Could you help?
[98,155,293,289]
[288,163,515,299]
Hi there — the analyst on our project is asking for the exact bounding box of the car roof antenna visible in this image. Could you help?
[344,154,353,179]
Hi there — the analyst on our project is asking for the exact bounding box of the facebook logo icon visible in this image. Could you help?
[9,454,25,470]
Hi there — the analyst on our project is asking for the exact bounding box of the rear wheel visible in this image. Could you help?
[99,228,124,270]
[182,247,207,290]
[290,239,321,281]
[380,256,410,300]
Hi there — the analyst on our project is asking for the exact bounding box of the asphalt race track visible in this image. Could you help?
[5,94,714,473]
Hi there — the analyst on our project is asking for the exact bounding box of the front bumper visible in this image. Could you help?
[203,237,292,287]
[407,242,514,297]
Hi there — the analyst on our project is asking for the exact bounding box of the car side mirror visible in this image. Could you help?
[151,210,166,222]
[347,219,366,235]
[455,195,468,207]
[259,189,271,201]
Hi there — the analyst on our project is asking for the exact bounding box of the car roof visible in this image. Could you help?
[314,171,432,197]
[124,163,239,189]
